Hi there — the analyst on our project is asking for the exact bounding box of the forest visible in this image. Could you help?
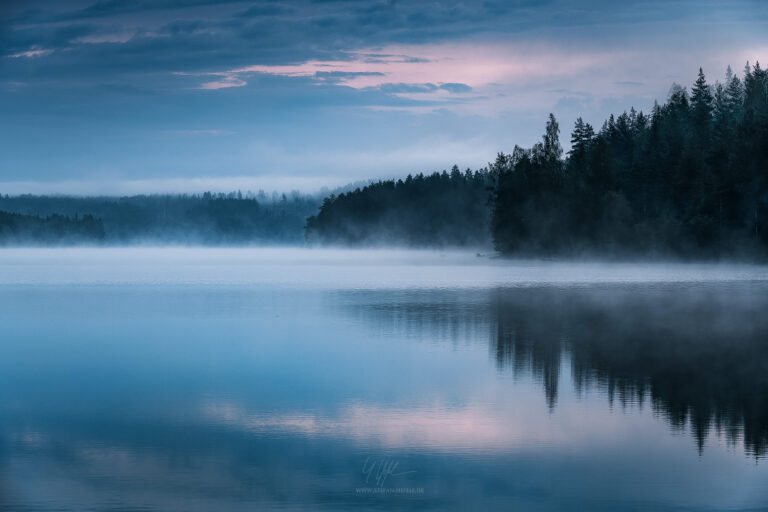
[307,62,768,257]
[305,168,492,246]
[0,210,105,245]
[0,192,319,245]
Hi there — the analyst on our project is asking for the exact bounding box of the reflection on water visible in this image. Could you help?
[498,285,768,458]
[339,285,768,458]
[1,250,768,511]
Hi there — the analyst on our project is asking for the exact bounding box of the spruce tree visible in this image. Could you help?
[691,68,713,137]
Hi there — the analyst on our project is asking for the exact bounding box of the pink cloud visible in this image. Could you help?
[182,42,640,118]
[199,73,247,89]
[195,43,623,94]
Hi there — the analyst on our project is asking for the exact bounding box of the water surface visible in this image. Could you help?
[1,249,767,511]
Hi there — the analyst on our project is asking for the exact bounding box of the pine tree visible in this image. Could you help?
[712,81,728,137]
[583,122,595,147]
[744,61,767,114]
[568,117,592,179]
[725,71,744,119]
[690,68,713,134]
[569,117,586,158]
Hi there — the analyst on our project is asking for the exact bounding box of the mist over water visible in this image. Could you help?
[2,248,768,511]
[2,247,767,286]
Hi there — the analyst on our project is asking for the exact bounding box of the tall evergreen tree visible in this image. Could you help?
[690,67,713,138]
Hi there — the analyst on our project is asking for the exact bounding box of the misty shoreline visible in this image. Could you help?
[1,245,767,267]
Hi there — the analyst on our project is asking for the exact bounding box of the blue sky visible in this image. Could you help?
[1,0,766,194]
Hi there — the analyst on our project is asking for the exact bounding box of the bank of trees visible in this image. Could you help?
[0,192,319,244]
[305,168,492,246]
[0,211,105,245]
[308,62,768,257]
[492,63,768,256]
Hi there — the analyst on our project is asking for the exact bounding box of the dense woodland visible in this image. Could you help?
[0,192,319,244]
[0,210,105,245]
[305,169,492,246]
[491,63,768,256]
[308,62,768,257]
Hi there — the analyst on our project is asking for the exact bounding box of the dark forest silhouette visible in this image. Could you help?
[0,192,319,245]
[491,285,768,459]
[0,210,104,245]
[305,168,492,246]
[308,63,768,256]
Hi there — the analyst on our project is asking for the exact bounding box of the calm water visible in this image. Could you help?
[1,248,768,511]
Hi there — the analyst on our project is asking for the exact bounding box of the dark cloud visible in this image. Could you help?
[439,82,471,93]
[377,82,438,94]
[5,0,762,91]
[373,82,472,94]
[359,53,431,64]
[74,0,146,19]
[314,70,386,84]
[60,0,251,20]
[235,4,294,17]
[0,0,585,83]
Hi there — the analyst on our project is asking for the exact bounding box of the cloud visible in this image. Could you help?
[200,397,665,452]
[181,41,633,117]
[377,82,440,94]
[161,129,235,136]
[439,82,472,93]
[1,0,767,186]
[199,74,247,90]
[189,42,624,92]
[314,70,386,84]
[4,1,766,93]
[235,4,294,17]
[373,82,473,95]
[6,48,54,58]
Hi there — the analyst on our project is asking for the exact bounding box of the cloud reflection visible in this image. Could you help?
[201,397,663,454]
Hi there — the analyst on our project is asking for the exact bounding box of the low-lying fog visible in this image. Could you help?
[1,247,767,287]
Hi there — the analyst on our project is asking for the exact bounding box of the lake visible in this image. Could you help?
[1,248,767,511]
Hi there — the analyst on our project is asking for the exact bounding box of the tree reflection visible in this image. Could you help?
[492,285,768,457]
[341,283,768,457]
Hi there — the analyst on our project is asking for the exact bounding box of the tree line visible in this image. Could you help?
[492,62,768,256]
[308,62,768,257]
[0,191,320,245]
[305,168,492,246]
[0,210,105,245]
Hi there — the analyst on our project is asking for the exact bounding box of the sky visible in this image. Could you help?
[1,0,767,195]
